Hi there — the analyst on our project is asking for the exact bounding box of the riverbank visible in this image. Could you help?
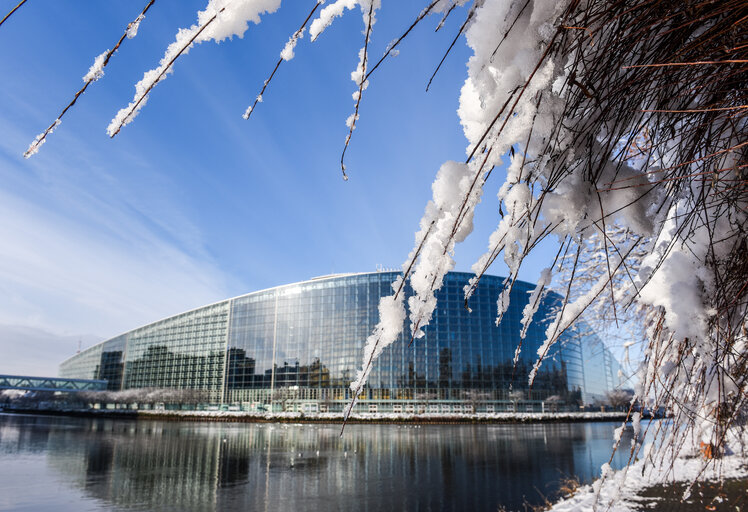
[1,407,630,424]
[632,477,747,511]
[549,427,748,511]
[551,476,748,511]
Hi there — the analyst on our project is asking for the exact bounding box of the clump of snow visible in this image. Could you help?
[613,425,624,445]
[83,50,108,82]
[636,210,710,343]
[631,412,641,447]
[520,268,551,339]
[309,0,358,41]
[280,26,305,61]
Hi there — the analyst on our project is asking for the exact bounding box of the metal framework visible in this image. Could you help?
[0,374,107,392]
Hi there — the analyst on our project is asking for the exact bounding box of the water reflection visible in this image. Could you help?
[0,413,633,512]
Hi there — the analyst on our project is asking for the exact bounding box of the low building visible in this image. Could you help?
[59,271,620,412]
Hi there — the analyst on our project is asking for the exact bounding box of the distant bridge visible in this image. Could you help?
[0,374,107,393]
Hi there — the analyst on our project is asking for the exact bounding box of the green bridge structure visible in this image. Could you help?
[0,374,107,393]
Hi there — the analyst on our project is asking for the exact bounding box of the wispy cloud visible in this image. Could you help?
[0,118,230,375]
[0,325,101,377]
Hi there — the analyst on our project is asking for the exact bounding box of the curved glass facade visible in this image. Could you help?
[59,272,620,411]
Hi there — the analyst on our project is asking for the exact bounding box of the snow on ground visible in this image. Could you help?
[133,410,628,422]
[550,428,748,511]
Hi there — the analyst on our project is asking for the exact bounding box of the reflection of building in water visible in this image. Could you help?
[60,272,620,410]
[0,416,633,512]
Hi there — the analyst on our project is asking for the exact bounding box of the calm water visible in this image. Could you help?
[0,413,634,512]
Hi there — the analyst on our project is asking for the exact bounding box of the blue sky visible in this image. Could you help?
[0,1,549,375]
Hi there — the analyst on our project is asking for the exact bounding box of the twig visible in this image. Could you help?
[623,59,748,68]
[0,0,27,30]
[364,0,441,81]
[243,0,321,121]
[339,0,375,181]
[426,4,475,91]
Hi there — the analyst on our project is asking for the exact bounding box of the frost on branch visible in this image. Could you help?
[24,119,60,158]
[408,160,482,340]
[280,26,304,61]
[83,50,108,82]
[338,0,380,179]
[519,267,551,340]
[345,276,406,421]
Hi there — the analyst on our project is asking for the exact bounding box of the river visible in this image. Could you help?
[0,413,634,511]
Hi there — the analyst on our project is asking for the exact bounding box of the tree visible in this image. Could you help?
[605,389,634,411]
[543,394,563,413]
[508,389,525,412]
[4,0,746,495]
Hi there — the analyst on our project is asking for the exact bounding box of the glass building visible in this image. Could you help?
[59,272,620,412]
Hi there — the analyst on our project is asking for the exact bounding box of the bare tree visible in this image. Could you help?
[605,389,634,411]
[508,389,525,412]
